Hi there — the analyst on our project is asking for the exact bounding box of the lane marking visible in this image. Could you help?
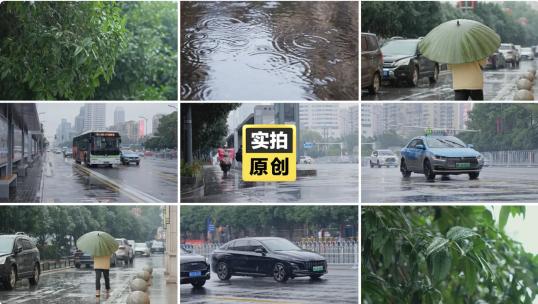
[73,163,165,203]
[206,296,306,304]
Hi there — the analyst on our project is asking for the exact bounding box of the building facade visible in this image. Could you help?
[83,103,106,131]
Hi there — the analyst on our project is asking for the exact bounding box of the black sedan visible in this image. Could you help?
[180,247,210,287]
[211,237,327,283]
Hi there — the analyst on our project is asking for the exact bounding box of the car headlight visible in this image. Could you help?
[477,155,483,161]
[0,256,7,264]
[432,155,447,161]
[394,58,411,66]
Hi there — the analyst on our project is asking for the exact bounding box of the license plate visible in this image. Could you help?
[312,266,324,272]
[189,271,202,277]
[455,163,470,169]
[383,70,389,77]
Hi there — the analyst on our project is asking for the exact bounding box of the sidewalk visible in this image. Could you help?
[0,155,44,203]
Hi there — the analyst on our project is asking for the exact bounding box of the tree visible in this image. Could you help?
[144,111,177,150]
[92,2,177,100]
[362,206,538,304]
[0,2,126,100]
[180,104,240,160]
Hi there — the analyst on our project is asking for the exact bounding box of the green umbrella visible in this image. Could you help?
[419,19,501,64]
[76,231,118,257]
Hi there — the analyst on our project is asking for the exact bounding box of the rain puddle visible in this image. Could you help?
[181,1,358,100]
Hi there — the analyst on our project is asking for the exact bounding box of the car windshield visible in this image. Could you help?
[0,237,14,254]
[381,40,417,56]
[500,44,512,49]
[180,247,191,254]
[260,239,301,251]
[378,151,394,156]
[426,137,466,148]
[135,243,146,249]
[522,48,532,52]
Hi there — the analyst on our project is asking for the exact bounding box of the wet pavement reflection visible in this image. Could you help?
[0,254,176,304]
[362,166,538,203]
[362,60,538,100]
[180,265,358,304]
[42,152,177,203]
[182,163,358,203]
[181,1,358,100]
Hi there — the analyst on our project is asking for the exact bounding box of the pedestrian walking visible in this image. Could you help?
[94,255,111,297]
[449,59,487,100]
[76,231,119,298]
[419,19,500,101]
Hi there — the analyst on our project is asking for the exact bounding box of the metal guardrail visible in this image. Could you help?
[183,241,358,265]
[482,150,538,167]
[41,258,75,272]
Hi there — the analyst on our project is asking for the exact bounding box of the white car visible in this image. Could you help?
[300,156,313,164]
[521,47,534,60]
[370,149,398,168]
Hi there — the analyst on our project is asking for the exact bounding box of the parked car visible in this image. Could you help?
[134,243,151,257]
[120,150,140,166]
[521,47,534,60]
[0,233,40,290]
[369,149,398,168]
[211,237,327,283]
[380,38,439,86]
[74,250,117,268]
[299,156,313,164]
[400,135,484,181]
[499,43,520,68]
[151,240,165,253]
[485,51,506,69]
[180,246,210,287]
[63,150,73,158]
[115,238,134,265]
[361,33,383,94]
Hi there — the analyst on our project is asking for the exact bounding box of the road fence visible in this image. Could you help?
[183,241,358,265]
[483,150,538,167]
[41,258,75,273]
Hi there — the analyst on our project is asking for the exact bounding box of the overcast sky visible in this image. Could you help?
[37,103,177,140]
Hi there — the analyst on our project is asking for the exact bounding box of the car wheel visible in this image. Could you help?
[377,160,381,168]
[29,263,40,286]
[75,263,81,269]
[409,65,419,87]
[429,64,439,83]
[469,172,480,180]
[310,274,323,280]
[136,162,140,166]
[369,161,374,168]
[368,72,381,94]
[400,159,411,178]
[273,262,289,282]
[191,279,206,288]
[217,261,232,280]
[423,160,436,181]
[3,266,16,290]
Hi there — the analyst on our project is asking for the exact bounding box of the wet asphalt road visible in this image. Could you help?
[362,166,538,203]
[181,1,358,100]
[41,152,177,203]
[182,163,358,203]
[362,60,538,101]
[0,254,177,304]
[180,265,358,304]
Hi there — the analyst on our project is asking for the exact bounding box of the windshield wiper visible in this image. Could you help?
[444,139,465,148]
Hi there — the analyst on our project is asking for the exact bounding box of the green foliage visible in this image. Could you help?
[180,159,203,177]
[92,2,177,100]
[144,111,177,150]
[362,1,538,46]
[0,1,177,100]
[362,206,538,304]
[458,104,538,151]
[181,206,358,240]
[0,2,126,100]
[181,104,240,160]
[0,206,162,259]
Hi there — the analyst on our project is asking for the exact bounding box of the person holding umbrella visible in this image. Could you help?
[419,19,501,100]
[77,231,119,298]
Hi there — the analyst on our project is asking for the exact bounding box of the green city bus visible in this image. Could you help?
[72,131,121,167]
